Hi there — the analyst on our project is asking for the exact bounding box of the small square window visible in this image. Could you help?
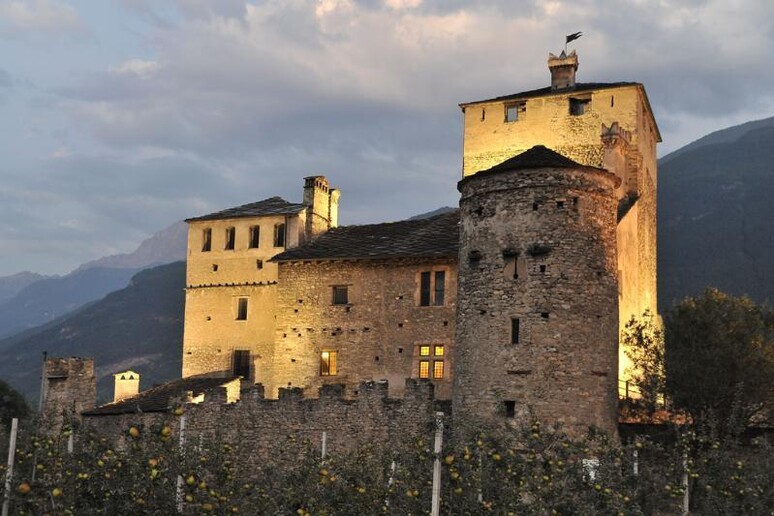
[434,345,444,357]
[505,102,526,122]
[419,345,431,357]
[236,298,248,321]
[332,285,349,305]
[256,259,263,270]
[320,351,337,376]
[419,360,430,379]
[570,97,590,116]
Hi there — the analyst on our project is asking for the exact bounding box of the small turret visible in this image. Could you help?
[548,50,578,90]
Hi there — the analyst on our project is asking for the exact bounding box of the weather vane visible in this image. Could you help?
[565,31,583,53]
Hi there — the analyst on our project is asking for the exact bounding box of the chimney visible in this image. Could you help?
[113,370,140,403]
[302,176,338,239]
[548,50,578,90]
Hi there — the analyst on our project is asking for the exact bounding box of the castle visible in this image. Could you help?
[45,49,659,441]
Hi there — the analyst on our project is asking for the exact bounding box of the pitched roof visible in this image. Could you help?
[458,146,616,189]
[82,375,238,416]
[185,196,306,223]
[272,210,460,262]
[459,82,640,107]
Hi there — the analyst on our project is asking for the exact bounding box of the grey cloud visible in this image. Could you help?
[0,68,11,88]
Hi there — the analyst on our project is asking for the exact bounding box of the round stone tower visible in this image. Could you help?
[453,145,621,437]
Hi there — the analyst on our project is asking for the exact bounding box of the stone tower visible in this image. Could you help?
[453,146,620,437]
[41,357,96,433]
[459,51,660,390]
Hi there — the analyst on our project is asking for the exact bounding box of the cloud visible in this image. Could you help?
[0,0,82,34]
[109,59,160,77]
[0,67,11,88]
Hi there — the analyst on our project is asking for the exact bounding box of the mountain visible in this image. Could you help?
[409,207,457,220]
[0,261,185,404]
[660,116,774,165]
[0,272,51,304]
[77,221,187,271]
[0,267,140,340]
[0,221,188,340]
[658,123,774,309]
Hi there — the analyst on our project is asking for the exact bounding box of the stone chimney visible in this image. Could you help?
[548,50,578,90]
[302,176,339,239]
[113,370,140,403]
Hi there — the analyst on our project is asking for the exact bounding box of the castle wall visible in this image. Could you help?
[82,380,438,468]
[454,166,620,437]
[271,258,457,399]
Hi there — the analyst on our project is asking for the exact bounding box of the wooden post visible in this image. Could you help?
[2,418,19,516]
[682,452,690,514]
[321,431,327,460]
[633,449,639,476]
[176,414,187,513]
[431,412,444,516]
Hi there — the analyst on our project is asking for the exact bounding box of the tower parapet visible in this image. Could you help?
[548,50,578,90]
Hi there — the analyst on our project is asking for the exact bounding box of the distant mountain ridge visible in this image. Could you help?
[658,120,774,308]
[0,262,185,403]
[76,221,187,271]
[0,221,188,340]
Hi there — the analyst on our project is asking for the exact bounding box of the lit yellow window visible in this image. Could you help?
[419,345,430,357]
[320,351,337,376]
[434,345,444,357]
[433,361,444,379]
[419,360,430,379]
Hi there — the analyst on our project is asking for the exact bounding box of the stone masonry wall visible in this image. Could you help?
[82,380,439,470]
[454,166,620,438]
[41,358,96,434]
[271,258,457,399]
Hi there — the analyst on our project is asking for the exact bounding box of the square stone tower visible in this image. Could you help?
[459,51,661,390]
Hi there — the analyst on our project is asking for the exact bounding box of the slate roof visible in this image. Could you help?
[272,210,460,262]
[186,196,306,223]
[82,375,238,416]
[459,82,640,107]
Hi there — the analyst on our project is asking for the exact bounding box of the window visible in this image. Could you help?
[320,351,337,376]
[418,344,444,379]
[511,318,520,344]
[419,270,446,306]
[249,225,260,248]
[273,223,286,248]
[225,227,235,250]
[504,400,516,418]
[332,285,349,305]
[256,259,264,270]
[505,102,526,122]
[236,298,248,321]
[570,97,590,116]
[232,350,251,378]
[202,228,212,252]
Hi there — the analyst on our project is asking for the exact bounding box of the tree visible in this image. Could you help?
[0,379,29,427]
[664,288,774,430]
[622,310,666,414]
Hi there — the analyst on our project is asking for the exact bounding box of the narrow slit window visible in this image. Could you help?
[256,259,264,270]
[224,227,236,250]
[249,225,260,248]
[504,400,516,418]
[420,272,431,306]
[202,228,212,252]
[273,223,286,248]
[236,298,248,321]
[433,271,445,306]
[511,318,520,344]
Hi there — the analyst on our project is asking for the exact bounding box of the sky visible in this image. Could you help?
[1,0,773,276]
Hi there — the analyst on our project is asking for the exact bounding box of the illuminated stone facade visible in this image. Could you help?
[54,50,660,440]
[460,50,660,386]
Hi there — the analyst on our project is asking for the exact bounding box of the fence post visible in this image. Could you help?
[682,452,690,514]
[633,449,639,476]
[176,414,187,513]
[2,418,19,516]
[321,431,327,460]
[431,412,444,516]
